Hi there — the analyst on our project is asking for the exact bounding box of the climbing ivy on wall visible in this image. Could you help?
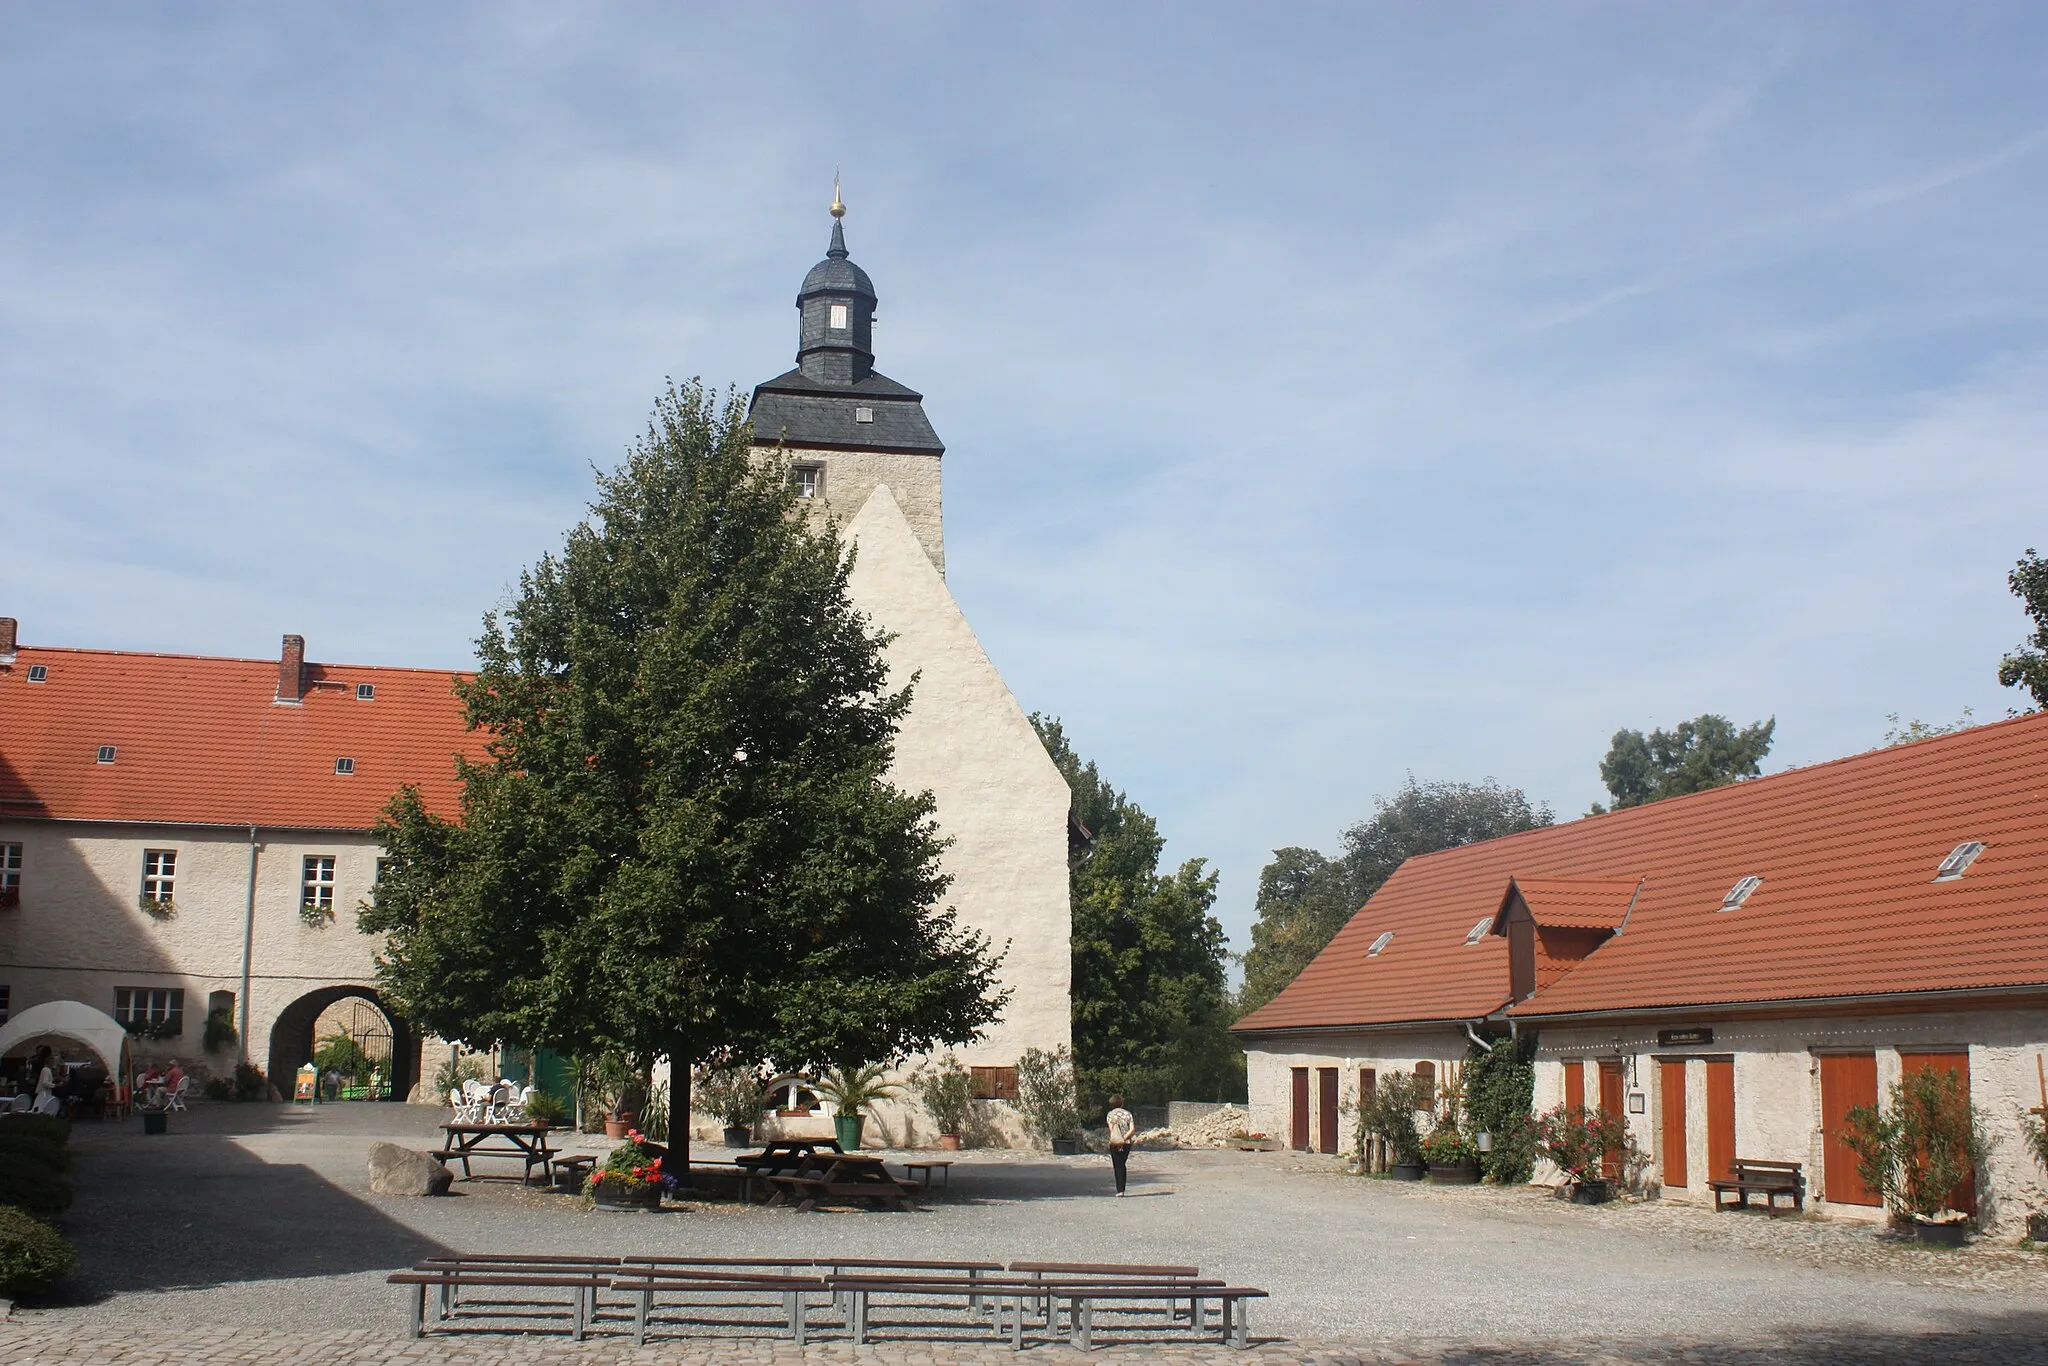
[1463,1030,1538,1184]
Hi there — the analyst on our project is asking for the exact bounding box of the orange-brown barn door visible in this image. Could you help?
[1900,1051,1976,1215]
[1705,1058,1736,1184]
[1659,1060,1688,1188]
[1317,1068,1340,1154]
[1564,1060,1585,1112]
[1598,1060,1626,1180]
[1819,1052,1880,1207]
[1290,1067,1310,1151]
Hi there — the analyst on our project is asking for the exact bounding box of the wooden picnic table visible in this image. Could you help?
[435,1121,559,1184]
[764,1150,916,1211]
[734,1137,843,1175]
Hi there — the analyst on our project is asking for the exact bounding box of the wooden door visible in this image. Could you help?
[1659,1059,1688,1189]
[1358,1068,1376,1104]
[1598,1060,1626,1179]
[1317,1068,1340,1154]
[1290,1067,1310,1151]
[1563,1060,1585,1112]
[1705,1058,1735,1184]
[1819,1052,1880,1206]
[1900,1051,1976,1215]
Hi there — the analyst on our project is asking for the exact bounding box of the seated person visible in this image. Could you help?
[165,1059,186,1093]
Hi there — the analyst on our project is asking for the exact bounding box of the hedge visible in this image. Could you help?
[0,1205,75,1301]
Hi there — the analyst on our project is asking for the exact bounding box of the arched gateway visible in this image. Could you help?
[267,985,419,1101]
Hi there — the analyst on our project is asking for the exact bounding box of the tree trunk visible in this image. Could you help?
[668,1053,692,1182]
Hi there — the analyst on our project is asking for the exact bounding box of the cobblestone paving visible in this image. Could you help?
[6,1322,2048,1365]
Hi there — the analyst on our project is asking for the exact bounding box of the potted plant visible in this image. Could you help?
[1357,1070,1430,1178]
[1844,1067,1988,1246]
[693,1064,766,1147]
[586,1129,675,1211]
[1015,1046,1084,1154]
[580,1053,645,1138]
[1537,1103,1627,1204]
[1421,1125,1481,1184]
[914,1054,976,1151]
[2019,1102,2048,1243]
[814,1063,902,1151]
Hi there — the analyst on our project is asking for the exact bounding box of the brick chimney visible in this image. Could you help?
[0,617,16,661]
[277,634,306,703]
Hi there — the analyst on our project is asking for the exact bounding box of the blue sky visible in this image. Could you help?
[5,4,2046,953]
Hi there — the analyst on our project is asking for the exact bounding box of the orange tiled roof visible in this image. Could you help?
[1507,876,1641,930]
[0,645,479,830]
[1234,711,2048,1033]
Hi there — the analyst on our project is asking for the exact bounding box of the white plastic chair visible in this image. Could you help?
[7,1093,30,1114]
[503,1084,534,1124]
[165,1077,189,1112]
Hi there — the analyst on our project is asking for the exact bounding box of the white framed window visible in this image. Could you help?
[355,683,375,701]
[114,986,184,1035]
[1934,841,1985,882]
[1717,875,1762,912]
[334,757,355,775]
[793,465,823,500]
[26,665,47,682]
[1366,930,1394,957]
[828,303,849,330]
[141,849,176,906]
[97,745,117,764]
[303,855,336,911]
[854,406,874,424]
[0,842,20,895]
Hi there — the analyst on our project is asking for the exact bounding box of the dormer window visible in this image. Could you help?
[1718,876,1762,912]
[1366,931,1394,957]
[1934,841,1984,882]
[829,303,849,330]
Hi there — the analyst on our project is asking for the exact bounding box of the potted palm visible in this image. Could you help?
[1844,1068,1988,1246]
[580,1053,644,1139]
[1536,1103,1627,1204]
[693,1065,766,1147]
[1016,1047,1084,1154]
[814,1063,902,1151]
[914,1054,976,1151]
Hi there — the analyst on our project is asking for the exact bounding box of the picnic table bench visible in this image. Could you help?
[900,1158,953,1190]
[432,1121,559,1185]
[763,1152,917,1211]
[1708,1158,1806,1213]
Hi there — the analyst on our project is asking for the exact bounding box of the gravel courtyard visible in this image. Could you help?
[6,1102,2048,1363]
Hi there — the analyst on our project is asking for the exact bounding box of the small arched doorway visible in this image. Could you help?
[267,985,419,1101]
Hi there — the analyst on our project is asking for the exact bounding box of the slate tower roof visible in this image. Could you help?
[748,210,945,456]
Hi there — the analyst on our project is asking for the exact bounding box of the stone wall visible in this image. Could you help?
[1243,1026,1472,1152]
[759,444,946,575]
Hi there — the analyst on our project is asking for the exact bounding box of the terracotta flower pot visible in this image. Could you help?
[937,1133,963,1151]
[603,1118,629,1139]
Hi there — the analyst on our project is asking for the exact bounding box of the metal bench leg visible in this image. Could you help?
[439,1279,452,1319]
[634,1289,650,1346]
[1231,1298,1250,1349]
[572,1287,586,1342]
[1076,1300,1093,1352]
[1012,1295,1024,1350]
[1192,1294,1205,1335]
[969,1267,983,1313]
[410,1284,425,1340]
[853,1289,867,1345]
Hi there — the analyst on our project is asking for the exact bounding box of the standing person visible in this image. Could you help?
[32,1046,60,1116]
[1105,1095,1136,1196]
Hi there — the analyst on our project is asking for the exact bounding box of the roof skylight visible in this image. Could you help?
[355,683,375,701]
[96,745,116,764]
[1465,916,1494,945]
[1717,876,1762,912]
[334,757,355,775]
[1934,841,1984,882]
[27,665,47,682]
[1366,931,1394,957]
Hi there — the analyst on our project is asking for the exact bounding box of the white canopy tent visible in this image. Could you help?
[0,999,135,1077]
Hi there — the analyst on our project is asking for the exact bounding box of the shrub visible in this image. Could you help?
[433,1052,495,1097]
[1535,1104,1629,1187]
[814,1063,903,1119]
[692,1065,768,1129]
[639,1079,670,1143]
[1844,1068,1989,1222]
[0,1206,75,1302]
[2021,1105,2048,1180]
[0,1122,73,1220]
[1420,1125,1477,1165]
[1463,1031,1539,1183]
[203,1076,234,1101]
[313,1033,374,1084]
[914,1054,976,1140]
[1015,1046,1082,1143]
[202,1008,239,1054]
[1354,1070,1431,1166]
[523,1090,569,1128]
[232,1062,269,1101]
[586,1130,676,1198]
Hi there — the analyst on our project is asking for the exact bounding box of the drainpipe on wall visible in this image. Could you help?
[1464,1021,1493,1052]
[238,825,259,1066]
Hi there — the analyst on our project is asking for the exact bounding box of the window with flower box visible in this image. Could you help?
[140,849,176,908]
[0,842,19,910]
[302,855,336,913]
[115,986,184,1036]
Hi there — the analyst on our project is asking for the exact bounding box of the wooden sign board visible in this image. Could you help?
[1657,1028,1714,1047]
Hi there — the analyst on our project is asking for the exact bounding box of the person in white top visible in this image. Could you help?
[1104,1095,1136,1196]
[32,1046,61,1117]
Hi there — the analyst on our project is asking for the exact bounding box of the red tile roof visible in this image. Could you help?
[1508,876,1641,930]
[1234,710,2048,1034]
[0,645,480,830]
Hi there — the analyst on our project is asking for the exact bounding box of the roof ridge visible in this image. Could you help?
[15,644,475,678]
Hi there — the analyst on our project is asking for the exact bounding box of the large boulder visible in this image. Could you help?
[367,1142,453,1196]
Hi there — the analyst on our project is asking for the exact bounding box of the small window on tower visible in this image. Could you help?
[855,406,874,424]
[829,303,849,330]
[793,465,823,500]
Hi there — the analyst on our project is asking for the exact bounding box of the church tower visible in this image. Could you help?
[749,189,949,573]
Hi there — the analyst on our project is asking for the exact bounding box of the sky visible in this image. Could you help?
[4,4,2047,956]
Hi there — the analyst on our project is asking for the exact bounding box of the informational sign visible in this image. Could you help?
[295,1064,318,1103]
[1657,1027,1714,1047]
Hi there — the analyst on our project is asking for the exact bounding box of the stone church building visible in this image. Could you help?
[0,205,1072,1141]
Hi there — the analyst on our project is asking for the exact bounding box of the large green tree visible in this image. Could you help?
[362,381,1007,1168]
[1593,713,1775,813]
[1032,716,1239,1109]
[1238,777,1553,1018]
[2001,548,2048,710]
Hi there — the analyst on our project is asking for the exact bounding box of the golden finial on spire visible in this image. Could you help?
[830,170,846,219]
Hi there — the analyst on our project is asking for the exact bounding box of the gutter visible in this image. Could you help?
[1511,980,2048,1026]
[1233,1004,1515,1043]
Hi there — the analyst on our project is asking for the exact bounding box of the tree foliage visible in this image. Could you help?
[1239,778,1553,1018]
[1593,713,1774,813]
[2001,547,2048,711]
[1032,716,1238,1108]
[361,379,1007,1159]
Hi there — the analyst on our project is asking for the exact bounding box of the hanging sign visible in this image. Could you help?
[1657,1027,1714,1047]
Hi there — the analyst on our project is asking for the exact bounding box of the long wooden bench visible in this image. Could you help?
[823,1271,1251,1350]
[1708,1158,1805,1213]
[612,1267,829,1346]
[388,1267,610,1341]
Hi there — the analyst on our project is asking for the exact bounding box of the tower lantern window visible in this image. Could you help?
[829,303,849,330]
